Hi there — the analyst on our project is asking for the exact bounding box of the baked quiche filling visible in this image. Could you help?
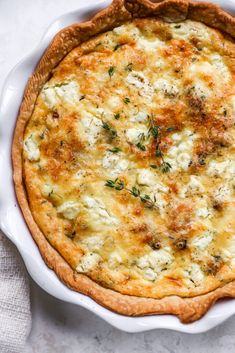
[23,19,235,298]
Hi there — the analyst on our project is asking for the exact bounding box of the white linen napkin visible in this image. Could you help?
[0,231,31,353]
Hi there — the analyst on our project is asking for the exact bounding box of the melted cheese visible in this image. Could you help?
[76,253,101,273]
[101,151,129,176]
[24,134,40,161]
[83,196,119,226]
[192,231,213,250]
[130,111,148,123]
[166,130,196,171]
[137,169,156,186]
[42,81,80,108]
[184,263,205,287]
[170,20,211,41]
[80,114,103,145]
[57,201,80,220]
[23,18,235,299]
[137,248,173,272]
[154,78,179,96]
[126,71,153,99]
[81,235,104,252]
[125,126,148,144]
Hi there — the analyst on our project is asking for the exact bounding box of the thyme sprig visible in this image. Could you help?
[105,178,158,209]
[148,115,172,173]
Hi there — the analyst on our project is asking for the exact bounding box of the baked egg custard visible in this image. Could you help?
[22,18,235,299]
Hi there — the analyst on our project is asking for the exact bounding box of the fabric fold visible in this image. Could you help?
[0,232,31,353]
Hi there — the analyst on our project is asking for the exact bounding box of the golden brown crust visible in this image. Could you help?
[12,0,235,322]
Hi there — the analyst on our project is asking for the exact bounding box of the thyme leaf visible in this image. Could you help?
[166,127,175,132]
[108,147,121,153]
[136,142,146,151]
[105,178,124,190]
[136,132,146,151]
[130,186,140,197]
[102,121,117,139]
[140,194,157,209]
[105,179,115,188]
[95,42,102,48]
[123,97,130,104]
[114,44,122,51]
[102,121,110,130]
[114,112,120,120]
[160,161,172,173]
[148,125,159,139]
[115,181,125,190]
[108,66,115,77]
[155,148,162,157]
[125,63,133,72]
[105,179,158,209]
[147,116,174,173]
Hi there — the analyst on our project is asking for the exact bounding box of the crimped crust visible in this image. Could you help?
[12,0,235,322]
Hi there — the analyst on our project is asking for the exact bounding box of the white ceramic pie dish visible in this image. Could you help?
[1,0,235,334]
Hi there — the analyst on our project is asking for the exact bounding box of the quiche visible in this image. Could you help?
[12,0,235,322]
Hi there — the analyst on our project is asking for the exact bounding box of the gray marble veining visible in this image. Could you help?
[25,282,235,353]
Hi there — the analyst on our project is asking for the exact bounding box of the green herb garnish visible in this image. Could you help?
[147,116,173,173]
[136,132,146,151]
[213,255,222,262]
[125,63,133,72]
[136,142,146,151]
[130,186,140,197]
[102,121,110,130]
[160,161,172,173]
[148,125,159,139]
[140,194,157,209]
[166,127,175,132]
[114,112,120,120]
[105,179,158,209]
[105,178,124,190]
[39,131,46,140]
[102,121,117,139]
[108,66,115,77]
[95,42,102,48]
[108,147,121,153]
[123,97,130,104]
[114,44,122,51]
[155,148,162,157]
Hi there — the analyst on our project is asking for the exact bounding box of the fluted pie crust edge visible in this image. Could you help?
[12,0,235,322]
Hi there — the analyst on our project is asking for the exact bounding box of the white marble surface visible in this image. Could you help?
[1,0,235,352]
